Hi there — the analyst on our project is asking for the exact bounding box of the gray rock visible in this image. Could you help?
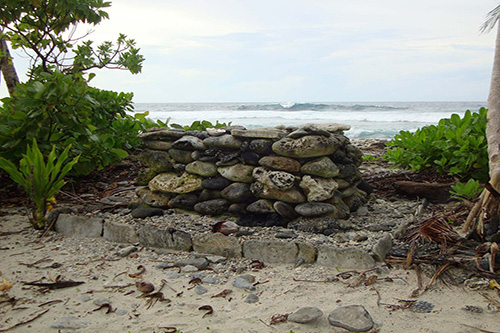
[142,140,173,151]
[221,183,254,202]
[300,157,340,178]
[136,187,171,208]
[252,167,296,190]
[140,150,173,173]
[249,139,274,154]
[131,207,164,219]
[238,274,256,283]
[181,264,198,273]
[273,201,298,220]
[288,307,323,323]
[317,246,375,269]
[233,276,256,291]
[172,135,205,150]
[228,203,249,215]
[288,125,331,139]
[343,191,367,212]
[94,298,112,306]
[138,225,192,251]
[169,193,199,209]
[299,176,338,202]
[231,128,286,139]
[51,316,89,329]
[328,305,374,332]
[55,214,103,238]
[240,151,261,165]
[295,203,336,217]
[115,308,128,315]
[218,164,255,183]
[185,161,218,177]
[199,189,222,201]
[194,199,229,215]
[339,164,361,182]
[372,233,393,262]
[174,257,209,269]
[272,135,341,158]
[116,245,137,257]
[168,148,194,164]
[275,230,298,239]
[243,240,298,264]
[258,156,301,172]
[246,199,276,214]
[203,134,242,149]
[149,172,203,193]
[302,123,351,134]
[103,220,139,243]
[139,128,187,140]
[250,182,306,204]
[195,285,208,295]
[245,293,260,303]
[202,276,220,284]
[192,233,242,258]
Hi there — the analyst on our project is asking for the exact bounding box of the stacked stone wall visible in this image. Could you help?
[137,123,369,226]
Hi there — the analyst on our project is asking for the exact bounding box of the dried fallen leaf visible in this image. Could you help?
[93,303,115,314]
[129,265,146,278]
[365,275,378,286]
[0,278,13,291]
[198,305,214,318]
[250,260,265,269]
[211,289,232,298]
[158,327,178,333]
[270,313,288,325]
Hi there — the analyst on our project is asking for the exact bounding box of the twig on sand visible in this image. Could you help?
[460,324,499,333]
[0,308,50,332]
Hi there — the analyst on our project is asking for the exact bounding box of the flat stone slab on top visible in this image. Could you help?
[231,128,287,139]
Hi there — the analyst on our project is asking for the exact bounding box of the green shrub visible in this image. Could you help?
[384,108,488,182]
[170,120,231,131]
[0,71,165,175]
[0,139,79,228]
[450,179,483,200]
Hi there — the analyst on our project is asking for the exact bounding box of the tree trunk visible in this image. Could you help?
[0,38,19,96]
[463,22,500,236]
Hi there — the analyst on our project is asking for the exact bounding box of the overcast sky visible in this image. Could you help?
[1,0,499,102]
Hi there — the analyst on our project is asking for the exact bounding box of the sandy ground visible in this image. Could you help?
[1,212,499,333]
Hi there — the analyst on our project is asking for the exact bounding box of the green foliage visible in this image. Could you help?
[362,154,379,163]
[0,71,160,175]
[0,0,144,76]
[0,139,79,228]
[385,108,489,182]
[450,179,483,200]
[170,120,231,131]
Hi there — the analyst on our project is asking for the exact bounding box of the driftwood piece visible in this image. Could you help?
[393,181,452,203]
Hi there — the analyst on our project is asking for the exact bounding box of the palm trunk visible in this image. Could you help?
[487,22,500,190]
[463,22,500,236]
[0,38,19,96]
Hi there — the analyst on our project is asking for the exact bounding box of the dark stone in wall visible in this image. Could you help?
[236,213,285,228]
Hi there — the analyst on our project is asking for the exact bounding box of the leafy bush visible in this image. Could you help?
[450,179,483,200]
[0,139,79,229]
[170,120,231,131]
[0,71,165,175]
[385,108,488,182]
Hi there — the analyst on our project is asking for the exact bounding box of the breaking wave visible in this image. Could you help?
[236,103,408,111]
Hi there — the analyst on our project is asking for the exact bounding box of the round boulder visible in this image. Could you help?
[258,156,301,173]
[272,135,341,158]
[149,172,203,194]
[300,157,340,178]
[218,164,255,183]
[295,202,336,217]
[252,167,296,191]
[185,161,218,177]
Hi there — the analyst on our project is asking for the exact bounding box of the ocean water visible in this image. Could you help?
[132,101,486,139]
